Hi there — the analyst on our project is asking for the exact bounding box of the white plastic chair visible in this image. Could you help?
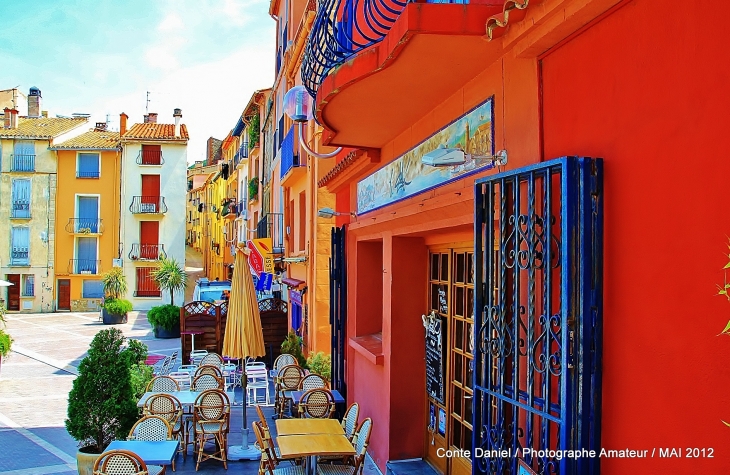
[246,363,270,406]
[190,350,208,365]
[169,371,192,390]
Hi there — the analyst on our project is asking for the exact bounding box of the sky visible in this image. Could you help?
[0,0,276,163]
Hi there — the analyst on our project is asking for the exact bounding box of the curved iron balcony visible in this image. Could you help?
[65,218,104,234]
[129,243,166,261]
[136,150,164,165]
[69,259,101,275]
[302,0,410,98]
[130,196,168,214]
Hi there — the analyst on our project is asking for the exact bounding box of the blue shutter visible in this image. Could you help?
[11,179,31,218]
[78,153,100,178]
[77,197,99,232]
[76,237,98,273]
[11,227,30,265]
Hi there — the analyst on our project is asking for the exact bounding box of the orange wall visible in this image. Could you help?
[55,149,120,299]
[541,0,730,472]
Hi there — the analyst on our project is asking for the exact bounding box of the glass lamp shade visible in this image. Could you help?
[283,86,314,122]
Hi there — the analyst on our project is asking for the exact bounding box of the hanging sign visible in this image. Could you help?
[253,238,275,274]
[289,289,302,306]
[422,310,446,404]
[247,240,264,276]
[256,272,273,291]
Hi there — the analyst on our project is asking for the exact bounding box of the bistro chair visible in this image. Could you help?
[199,352,224,367]
[147,376,180,393]
[299,374,328,391]
[191,373,225,392]
[272,355,297,410]
[319,402,360,464]
[276,364,305,419]
[192,389,230,470]
[316,418,373,475]
[253,421,305,475]
[143,394,186,462]
[298,388,336,419]
[128,415,173,473]
[93,449,150,475]
[194,364,224,379]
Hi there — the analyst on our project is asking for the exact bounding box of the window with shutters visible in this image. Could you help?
[11,227,30,265]
[135,267,161,297]
[11,179,31,218]
[77,152,100,178]
[22,274,35,296]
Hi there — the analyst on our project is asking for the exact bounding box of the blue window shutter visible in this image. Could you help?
[76,237,98,273]
[78,197,99,232]
[78,153,100,177]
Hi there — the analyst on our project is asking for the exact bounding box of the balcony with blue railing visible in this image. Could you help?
[280,126,304,183]
[11,154,35,172]
[301,0,508,149]
[233,142,249,169]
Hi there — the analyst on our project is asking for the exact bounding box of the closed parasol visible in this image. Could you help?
[223,246,265,460]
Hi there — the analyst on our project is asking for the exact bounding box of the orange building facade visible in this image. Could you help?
[306,0,730,474]
[52,128,121,311]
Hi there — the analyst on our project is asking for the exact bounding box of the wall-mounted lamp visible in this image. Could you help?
[421,148,508,168]
[283,86,342,159]
[317,207,357,219]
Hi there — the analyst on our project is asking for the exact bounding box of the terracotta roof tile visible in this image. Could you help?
[51,130,120,150]
[122,123,189,141]
[0,117,87,139]
[486,0,535,40]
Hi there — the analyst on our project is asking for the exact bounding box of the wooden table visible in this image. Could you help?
[106,440,179,466]
[275,418,344,436]
[277,434,355,475]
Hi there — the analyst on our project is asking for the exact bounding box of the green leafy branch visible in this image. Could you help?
[716,239,730,336]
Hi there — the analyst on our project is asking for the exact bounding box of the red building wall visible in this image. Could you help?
[542,0,730,472]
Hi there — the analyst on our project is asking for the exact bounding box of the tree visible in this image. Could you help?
[101,267,127,300]
[66,328,139,453]
[151,257,188,306]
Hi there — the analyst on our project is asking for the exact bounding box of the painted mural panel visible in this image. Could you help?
[357,97,494,214]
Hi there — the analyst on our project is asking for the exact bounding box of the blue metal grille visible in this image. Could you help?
[472,157,603,475]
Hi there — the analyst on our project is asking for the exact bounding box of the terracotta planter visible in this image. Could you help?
[76,447,101,475]
[152,321,180,339]
[101,308,127,325]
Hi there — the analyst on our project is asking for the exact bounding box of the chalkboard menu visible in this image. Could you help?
[424,312,446,404]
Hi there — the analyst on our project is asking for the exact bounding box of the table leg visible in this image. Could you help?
[307,455,317,475]
[190,334,196,352]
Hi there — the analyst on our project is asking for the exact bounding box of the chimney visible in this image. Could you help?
[8,108,18,129]
[173,108,182,138]
[94,122,107,132]
[3,108,10,129]
[28,87,41,117]
[120,112,128,135]
[147,112,158,124]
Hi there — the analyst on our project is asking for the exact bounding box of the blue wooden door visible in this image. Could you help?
[472,157,603,475]
[76,237,97,274]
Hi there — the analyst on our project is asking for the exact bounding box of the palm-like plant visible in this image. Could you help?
[102,267,127,299]
[151,257,187,306]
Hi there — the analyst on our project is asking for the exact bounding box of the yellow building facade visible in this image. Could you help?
[0,109,87,312]
[51,128,121,312]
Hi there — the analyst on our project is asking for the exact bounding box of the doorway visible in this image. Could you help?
[6,274,21,311]
[424,247,474,475]
[58,279,71,310]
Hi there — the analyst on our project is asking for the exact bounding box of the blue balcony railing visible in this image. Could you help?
[301,0,470,98]
[280,127,300,179]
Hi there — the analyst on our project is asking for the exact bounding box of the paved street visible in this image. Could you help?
[0,309,380,475]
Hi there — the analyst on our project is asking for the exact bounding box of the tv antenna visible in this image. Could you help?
[146,91,151,114]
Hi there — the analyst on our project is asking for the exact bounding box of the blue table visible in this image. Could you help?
[106,440,179,466]
[290,389,345,404]
[137,390,203,407]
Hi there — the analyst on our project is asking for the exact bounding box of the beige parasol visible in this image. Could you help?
[223,246,265,460]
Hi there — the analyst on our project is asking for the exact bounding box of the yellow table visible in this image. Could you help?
[277,434,356,475]
[275,418,344,436]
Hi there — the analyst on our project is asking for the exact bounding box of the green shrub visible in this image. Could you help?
[281,330,307,368]
[102,298,133,315]
[66,328,139,453]
[249,177,259,201]
[307,352,331,381]
[130,363,154,400]
[0,331,12,358]
[248,114,260,147]
[147,305,181,330]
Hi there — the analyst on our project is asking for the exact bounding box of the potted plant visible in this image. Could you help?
[306,352,332,381]
[151,257,187,306]
[66,328,140,475]
[0,303,12,373]
[100,267,133,324]
[281,330,308,368]
[147,304,181,338]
